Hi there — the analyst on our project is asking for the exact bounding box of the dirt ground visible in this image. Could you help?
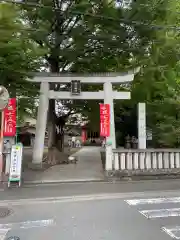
[22,147,80,171]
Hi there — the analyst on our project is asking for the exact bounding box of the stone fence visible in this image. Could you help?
[113,149,180,170]
[101,148,180,178]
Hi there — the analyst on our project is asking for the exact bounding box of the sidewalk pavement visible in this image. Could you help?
[22,146,104,184]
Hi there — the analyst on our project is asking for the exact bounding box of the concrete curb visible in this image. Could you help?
[23,178,180,184]
[2,177,180,189]
[23,178,105,185]
[22,173,180,185]
[4,174,180,187]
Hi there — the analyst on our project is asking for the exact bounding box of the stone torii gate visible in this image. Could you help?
[28,72,136,170]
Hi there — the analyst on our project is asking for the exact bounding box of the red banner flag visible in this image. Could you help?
[81,129,86,143]
[3,98,16,137]
[100,104,110,137]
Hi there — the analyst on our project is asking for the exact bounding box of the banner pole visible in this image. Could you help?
[0,110,4,182]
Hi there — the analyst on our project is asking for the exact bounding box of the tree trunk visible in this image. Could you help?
[47,57,67,164]
[47,99,57,165]
[47,41,66,164]
[56,134,64,152]
[56,121,65,152]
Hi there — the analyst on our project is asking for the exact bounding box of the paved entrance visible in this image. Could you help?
[71,146,104,180]
[23,147,104,184]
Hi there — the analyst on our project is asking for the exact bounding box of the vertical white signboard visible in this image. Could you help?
[138,103,146,149]
[8,143,23,187]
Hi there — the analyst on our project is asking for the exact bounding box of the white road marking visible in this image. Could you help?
[140,208,180,219]
[1,190,180,206]
[0,219,55,240]
[0,219,55,229]
[162,226,180,239]
[125,195,180,238]
[0,194,128,206]
[0,229,10,240]
[125,197,180,206]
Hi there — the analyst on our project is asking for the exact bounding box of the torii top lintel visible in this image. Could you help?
[28,69,138,84]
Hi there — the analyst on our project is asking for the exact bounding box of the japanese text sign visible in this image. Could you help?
[9,143,23,182]
[100,104,110,137]
[71,80,81,95]
[3,98,16,137]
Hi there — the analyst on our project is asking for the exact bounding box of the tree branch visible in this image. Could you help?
[61,61,70,71]
[63,15,81,36]
[67,109,79,116]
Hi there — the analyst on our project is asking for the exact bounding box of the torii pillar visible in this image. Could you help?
[28,72,136,170]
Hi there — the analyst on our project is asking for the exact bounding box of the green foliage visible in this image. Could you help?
[125,0,180,147]
[0,3,44,122]
[13,0,180,147]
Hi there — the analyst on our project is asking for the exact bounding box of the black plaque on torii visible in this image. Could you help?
[71,80,81,95]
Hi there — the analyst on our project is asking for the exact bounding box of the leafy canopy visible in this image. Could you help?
[0,3,45,122]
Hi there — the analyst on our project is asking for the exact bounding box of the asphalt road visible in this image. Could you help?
[0,193,176,240]
[1,179,180,201]
[1,181,180,239]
